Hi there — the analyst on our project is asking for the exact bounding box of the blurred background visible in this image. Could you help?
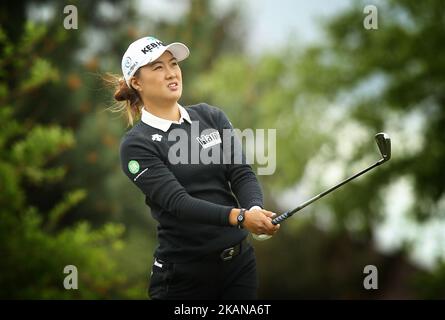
[1,0,444,299]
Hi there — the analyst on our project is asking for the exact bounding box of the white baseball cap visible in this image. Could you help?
[121,36,190,87]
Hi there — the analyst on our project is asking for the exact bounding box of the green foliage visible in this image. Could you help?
[254,0,445,298]
[47,189,87,231]
[189,0,445,298]
[20,58,59,92]
[0,210,127,299]
[0,8,140,298]
[294,0,445,227]
[12,126,74,183]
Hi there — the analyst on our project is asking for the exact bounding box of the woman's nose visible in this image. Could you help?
[165,67,176,79]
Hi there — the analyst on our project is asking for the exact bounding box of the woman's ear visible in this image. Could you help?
[130,77,142,92]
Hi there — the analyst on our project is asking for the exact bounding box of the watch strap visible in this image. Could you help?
[237,208,247,229]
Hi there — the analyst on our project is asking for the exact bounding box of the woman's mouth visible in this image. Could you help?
[167,82,179,91]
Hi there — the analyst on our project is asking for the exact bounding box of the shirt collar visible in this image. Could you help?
[141,103,192,132]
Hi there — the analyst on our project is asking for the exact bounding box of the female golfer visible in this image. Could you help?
[115,36,279,300]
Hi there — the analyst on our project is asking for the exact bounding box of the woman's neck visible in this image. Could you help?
[143,101,180,122]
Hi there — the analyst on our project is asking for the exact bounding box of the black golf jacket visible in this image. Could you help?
[120,103,263,262]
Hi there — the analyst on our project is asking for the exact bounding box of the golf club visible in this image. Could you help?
[253,132,391,241]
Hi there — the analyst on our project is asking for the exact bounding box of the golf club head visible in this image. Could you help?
[375,132,391,161]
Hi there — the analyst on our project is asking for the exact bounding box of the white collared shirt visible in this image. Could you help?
[141,104,192,132]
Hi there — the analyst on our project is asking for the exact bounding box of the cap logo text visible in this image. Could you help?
[141,41,164,54]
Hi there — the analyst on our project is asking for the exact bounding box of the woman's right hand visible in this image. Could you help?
[245,208,280,235]
[230,208,280,235]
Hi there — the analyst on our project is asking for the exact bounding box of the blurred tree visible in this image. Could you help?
[293,0,445,232]
[189,0,445,298]
[255,223,420,299]
[0,20,138,298]
[0,0,150,228]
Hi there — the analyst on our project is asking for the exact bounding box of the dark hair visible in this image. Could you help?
[104,69,143,126]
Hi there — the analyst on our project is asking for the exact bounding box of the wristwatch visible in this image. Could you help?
[237,208,247,229]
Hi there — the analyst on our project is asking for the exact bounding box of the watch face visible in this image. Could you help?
[237,214,244,222]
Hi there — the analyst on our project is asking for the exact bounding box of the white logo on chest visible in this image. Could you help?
[152,134,163,142]
[196,130,222,149]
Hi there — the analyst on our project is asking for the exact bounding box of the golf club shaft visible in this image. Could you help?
[272,158,385,225]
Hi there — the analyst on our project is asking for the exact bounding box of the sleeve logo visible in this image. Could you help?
[128,160,140,174]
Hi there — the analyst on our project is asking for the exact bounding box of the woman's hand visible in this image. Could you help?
[229,208,280,235]
[245,208,280,235]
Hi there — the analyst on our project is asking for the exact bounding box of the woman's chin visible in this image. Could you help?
[167,89,182,101]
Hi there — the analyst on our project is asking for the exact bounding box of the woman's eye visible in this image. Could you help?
[154,66,162,70]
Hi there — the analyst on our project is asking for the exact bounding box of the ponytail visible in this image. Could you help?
[104,71,143,127]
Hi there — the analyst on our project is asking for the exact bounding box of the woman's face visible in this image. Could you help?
[131,50,182,106]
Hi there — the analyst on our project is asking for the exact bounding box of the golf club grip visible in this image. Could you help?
[272,211,291,225]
